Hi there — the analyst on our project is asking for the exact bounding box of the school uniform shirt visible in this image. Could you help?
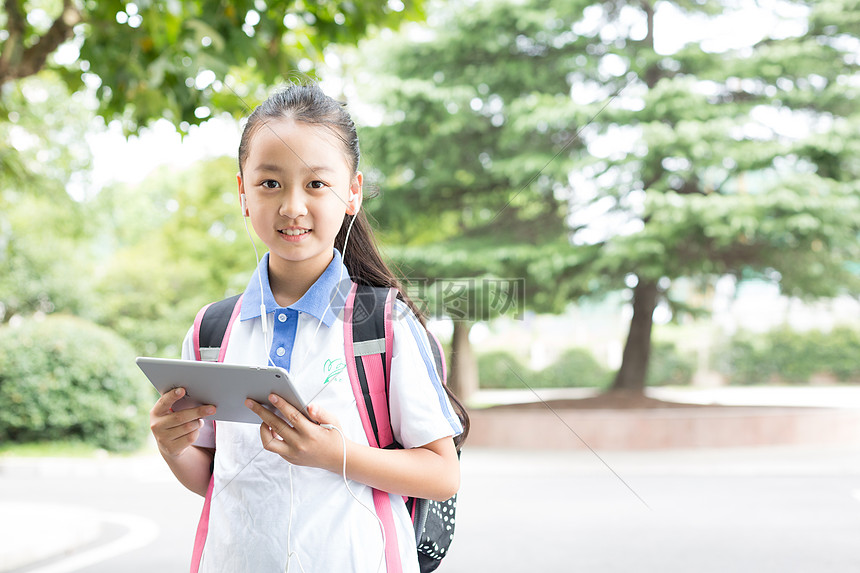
[184,249,463,573]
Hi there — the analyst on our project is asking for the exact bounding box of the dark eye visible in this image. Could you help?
[262,180,280,189]
[308,180,327,189]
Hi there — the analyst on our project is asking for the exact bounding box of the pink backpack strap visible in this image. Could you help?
[383,288,396,393]
[192,303,213,362]
[344,284,399,448]
[344,282,403,573]
[193,294,243,362]
[190,454,215,573]
[218,297,243,362]
[344,283,380,447]
[189,295,241,571]
[373,489,403,572]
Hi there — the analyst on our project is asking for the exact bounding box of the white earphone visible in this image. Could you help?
[346,190,361,216]
[240,194,248,215]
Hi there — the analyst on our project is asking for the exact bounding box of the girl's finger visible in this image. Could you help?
[152,387,188,417]
[306,403,338,427]
[267,394,308,430]
[245,398,277,424]
[259,423,291,456]
[247,398,296,440]
[267,393,297,416]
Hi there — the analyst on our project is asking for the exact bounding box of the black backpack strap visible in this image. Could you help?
[194,294,242,362]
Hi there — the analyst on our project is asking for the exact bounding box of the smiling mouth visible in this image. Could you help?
[280,229,311,236]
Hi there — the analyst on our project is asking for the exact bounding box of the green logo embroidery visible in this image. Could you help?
[323,358,347,385]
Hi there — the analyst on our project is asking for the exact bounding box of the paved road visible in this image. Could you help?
[3,443,860,573]
[449,446,860,572]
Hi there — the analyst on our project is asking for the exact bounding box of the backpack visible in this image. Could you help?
[191,283,459,573]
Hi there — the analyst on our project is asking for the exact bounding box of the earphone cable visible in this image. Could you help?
[283,424,385,572]
[243,213,276,367]
[298,210,357,381]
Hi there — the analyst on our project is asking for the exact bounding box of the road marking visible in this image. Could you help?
[22,511,158,573]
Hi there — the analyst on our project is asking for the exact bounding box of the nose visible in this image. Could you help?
[278,189,308,219]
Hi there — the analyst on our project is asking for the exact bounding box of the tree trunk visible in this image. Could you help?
[610,279,659,394]
[448,320,478,403]
[0,0,81,87]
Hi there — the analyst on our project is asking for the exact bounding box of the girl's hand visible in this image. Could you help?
[245,395,344,473]
[150,388,216,458]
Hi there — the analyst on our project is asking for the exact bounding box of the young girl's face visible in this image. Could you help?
[239,118,361,277]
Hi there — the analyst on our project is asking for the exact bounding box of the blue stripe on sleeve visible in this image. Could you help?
[400,307,462,435]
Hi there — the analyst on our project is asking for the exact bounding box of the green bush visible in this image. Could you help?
[477,351,532,389]
[536,348,611,388]
[0,315,153,451]
[719,326,860,385]
[716,334,770,385]
[478,348,610,389]
[646,341,696,386]
[818,327,860,381]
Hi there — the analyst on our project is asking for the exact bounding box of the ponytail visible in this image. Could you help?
[336,211,470,449]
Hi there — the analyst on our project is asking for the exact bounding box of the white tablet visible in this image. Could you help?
[136,357,310,424]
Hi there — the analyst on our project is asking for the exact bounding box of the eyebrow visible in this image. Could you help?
[254,163,283,173]
[252,163,335,176]
[305,165,336,175]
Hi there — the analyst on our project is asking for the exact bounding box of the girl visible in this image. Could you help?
[149,84,468,572]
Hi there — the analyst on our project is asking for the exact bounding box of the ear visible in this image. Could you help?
[346,172,363,216]
[237,173,249,217]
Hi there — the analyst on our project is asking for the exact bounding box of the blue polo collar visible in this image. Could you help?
[239,249,351,327]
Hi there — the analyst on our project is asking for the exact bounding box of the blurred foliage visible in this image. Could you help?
[355,0,860,393]
[646,341,696,387]
[477,348,611,389]
[0,73,96,322]
[0,0,424,133]
[0,72,92,188]
[358,0,584,319]
[538,348,612,389]
[91,156,256,357]
[716,326,860,385]
[0,76,255,355]
[478,342,693,389]
[0,191,94,321]
[476,351,531,390]
[0,314,153,451]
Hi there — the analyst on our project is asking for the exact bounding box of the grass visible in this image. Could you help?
[0,440,103,458]
[0,439,154,458]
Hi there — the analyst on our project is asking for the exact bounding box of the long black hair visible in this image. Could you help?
[238,83,469,449]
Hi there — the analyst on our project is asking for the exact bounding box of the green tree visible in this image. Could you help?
[356,0,860,398]
[0,73,95,322]
[355,0,597,396]
[1,0,424,131]
[555,0,860,393]
[93,156,255,357]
